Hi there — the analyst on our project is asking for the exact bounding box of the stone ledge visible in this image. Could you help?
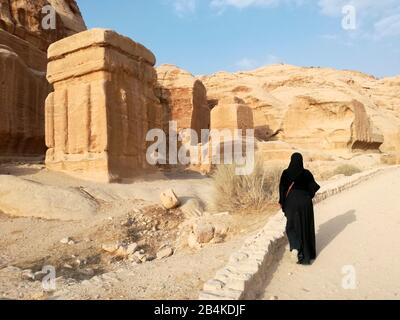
[199,165,399,300]
[48,28,156,66]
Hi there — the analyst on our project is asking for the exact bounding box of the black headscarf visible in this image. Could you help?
[287,153,304,181]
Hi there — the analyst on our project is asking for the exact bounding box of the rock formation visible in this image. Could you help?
[0,0,86,51]
[200,64,400,158]
[0,42,49,155]
[45,29,163,182]
[0,0,86,157]
[156,64,211,141]
[282,97,384,152]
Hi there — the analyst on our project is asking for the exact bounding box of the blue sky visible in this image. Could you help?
[76,0,400,78]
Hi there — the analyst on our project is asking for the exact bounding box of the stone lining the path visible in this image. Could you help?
[199,166,398,300]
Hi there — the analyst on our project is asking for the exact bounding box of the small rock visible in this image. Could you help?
[157,246,174,260]
[128,255,142,264]
[60,237,71,244]
[160,189,180,209]
[193,221,215,244]
[133,251,148,263]
[126,243,138,255]
[21,270,35,281]
[212,221,230,243]
[81,280,91,286]
[102,242,120,253]
[115,243,138,258]
[33,271,48,281]
[79,268,95,277]
[270,296,279,300]
[188,232,201,249]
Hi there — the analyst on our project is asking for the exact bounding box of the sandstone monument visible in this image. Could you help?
[45,29,163,182]
[211,96,254,134]
[0,0,86,157]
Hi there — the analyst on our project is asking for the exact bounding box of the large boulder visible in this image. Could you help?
[0,175,97,220]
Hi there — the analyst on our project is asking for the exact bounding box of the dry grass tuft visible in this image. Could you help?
[333,164,362,177]
[210,158,282,213]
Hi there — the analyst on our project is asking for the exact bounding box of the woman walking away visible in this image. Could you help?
[279,153,321,265]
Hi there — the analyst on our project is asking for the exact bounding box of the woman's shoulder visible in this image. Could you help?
[303,169,315,178]
[280,169,290,181]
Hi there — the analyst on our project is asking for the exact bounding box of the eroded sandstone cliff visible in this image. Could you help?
[156,64,211,141]
[200,64,400,156]
[0,0,86,157]
[0,0,86,51]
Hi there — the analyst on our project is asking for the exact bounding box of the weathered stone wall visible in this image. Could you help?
[45,29,162,182]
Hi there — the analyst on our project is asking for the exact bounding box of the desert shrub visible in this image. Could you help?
[333,164,361,177]
[210,158,282,213]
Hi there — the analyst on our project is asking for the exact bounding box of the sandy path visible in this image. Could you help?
[262,168,400,300]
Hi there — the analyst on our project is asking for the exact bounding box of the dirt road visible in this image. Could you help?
[262,168,400,300]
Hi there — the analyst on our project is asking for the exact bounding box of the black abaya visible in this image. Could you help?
[279,156,320,265]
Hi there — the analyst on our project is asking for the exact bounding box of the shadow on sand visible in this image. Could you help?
[317,209,357,255]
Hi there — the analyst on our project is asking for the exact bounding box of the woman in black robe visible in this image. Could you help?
[279,153,320,265]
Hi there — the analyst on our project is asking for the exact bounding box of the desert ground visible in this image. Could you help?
[0,160,276,300]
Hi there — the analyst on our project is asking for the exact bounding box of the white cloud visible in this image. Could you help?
[210,0,305,10]
[235,54,282,70]
[317,0,400,39]
[167,0,400,39]
[374,14,400,38]
[236,57,259,70]
[318,0,398,17]
[172,0,197,16]
[169,0,305,15]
